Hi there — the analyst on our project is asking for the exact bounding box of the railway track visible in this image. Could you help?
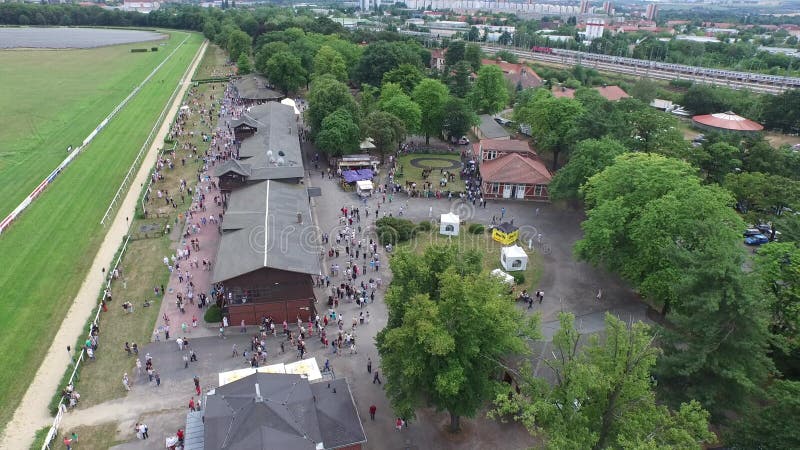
[481,45,799,95]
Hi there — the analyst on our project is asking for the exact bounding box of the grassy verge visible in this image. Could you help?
[0,31,204,435]
[55,422,122,450]
[71,44,227,409]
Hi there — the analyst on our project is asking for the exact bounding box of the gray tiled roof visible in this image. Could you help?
[478,114,511,139]
[232,75,283,101]
[212,180,321,283]
[203,373,366,450]
[236,102,304,182]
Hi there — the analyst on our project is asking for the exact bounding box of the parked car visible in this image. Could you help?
[743,228,762,237]
[744,234,770,245]
[494,116,512,126]
[457,136,470,145]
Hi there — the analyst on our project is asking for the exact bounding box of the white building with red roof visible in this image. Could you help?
[478,139,552,201]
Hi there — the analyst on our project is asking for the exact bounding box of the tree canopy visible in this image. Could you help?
[515,89,584,170]
[362,110,405,161]
[468,64,510,115]
[377,245,539,432]
[306,75,359,137]
[263,51,307,95]
[313,45,348,82]
[493,312,714,450]
[315,108,361,157]
[412,79,450,144]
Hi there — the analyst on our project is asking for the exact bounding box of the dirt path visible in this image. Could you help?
[1,39,208,450]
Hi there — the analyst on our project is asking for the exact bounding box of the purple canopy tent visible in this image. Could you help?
[342,169,374,183]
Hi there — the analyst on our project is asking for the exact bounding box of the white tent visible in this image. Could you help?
[491,268,515,286]
[360,138,376,150]
[356,179,374,197]
[280,98,301,115]
[501,245,528,271]
[440,212,460,235]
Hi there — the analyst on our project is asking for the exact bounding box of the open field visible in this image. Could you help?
[402,229,543,293]
[0,32,176,218]
[0,30,203,435]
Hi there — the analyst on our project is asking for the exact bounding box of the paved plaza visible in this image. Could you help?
[61,92,646,449]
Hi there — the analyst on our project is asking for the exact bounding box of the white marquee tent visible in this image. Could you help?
[280,98,301,115]
[440,212,460,235]
[501,245,528,271]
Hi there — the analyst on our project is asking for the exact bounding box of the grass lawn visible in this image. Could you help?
[54,422,122,450]
[0,33,184,218]
[0,31,204,435]
[395,153,466,193]
[401,228,544,293]
[75,45,227,409]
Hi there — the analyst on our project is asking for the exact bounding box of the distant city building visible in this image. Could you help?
[645,3,658,21]
[585,19,605,40]
[579,0,590,14]
[602,1,613,14]
[360,0,370,12]
[121,0,160,13]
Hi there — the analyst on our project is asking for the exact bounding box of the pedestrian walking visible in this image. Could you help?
[596,289,602,302]
[369,404,377,420]
[232,343,239,358]
[122,373,130,391]
[373,370,381,384]
[155,371,161,387]
[395,418,404,431]
[367,357,372,374]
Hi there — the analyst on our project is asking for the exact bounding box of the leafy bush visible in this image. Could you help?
[204,304,223,323]
[376,217,416,245]
[511,272,526,285]
[670,79,693,89]
[416,221,432,232]
[131,48,148,53]
[468,223,485,234]
[151,47,158,51]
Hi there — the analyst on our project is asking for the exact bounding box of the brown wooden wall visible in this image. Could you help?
[222,267,316,325]
[229,298,315,325]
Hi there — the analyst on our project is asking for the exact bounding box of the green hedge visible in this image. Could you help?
[204,304,223,323]
[511,272,526,285]
[416,221,432,232]
[468,223,485,235]
[376,217,417,245]
[130,48,148,53]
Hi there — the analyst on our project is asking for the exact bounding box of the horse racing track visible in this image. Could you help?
[0,28,204,435]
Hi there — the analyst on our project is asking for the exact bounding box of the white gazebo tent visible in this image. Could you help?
[280,98,301,115]
[501,245,528,271]
[440,212,460,235]
[356,179,374,197]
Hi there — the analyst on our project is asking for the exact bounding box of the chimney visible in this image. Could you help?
[255,383,263,403]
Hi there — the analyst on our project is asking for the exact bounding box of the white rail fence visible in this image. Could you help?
[0,33,190,236]
[40,234,132,450]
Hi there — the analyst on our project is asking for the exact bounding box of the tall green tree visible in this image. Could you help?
[227,29,252,62]
[753,242,800,354]
[548,137,628,200]
[306,74,359,136]
[380,93,421,136]
[441,96,478,141]
[514,89,584,169]
[316,108,362,157]
[362,111,406,162]
[236,53,253,75]
[468,64,510,114]
[464,43,483,72]
[690,142,741,184]
[448,60,473,98]
[378,245,539,432]
[726,380,800,450]
[444,40,466,68]
[313,45,348,82]
[264,51,307,95]
[492,313,714,450]
[382,63,424,95]
[412,79,450,144]
[576,153,774,415]
[355,40,423,87]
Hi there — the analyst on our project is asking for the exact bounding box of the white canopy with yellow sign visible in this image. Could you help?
[218,358,322,386]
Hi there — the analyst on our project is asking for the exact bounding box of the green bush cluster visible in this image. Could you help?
[376,217,417,245]
[416,221,432,232]
[130,48,148,53]
[467,223,485,234]
[204,304,223,323]
[511,272,526,285]
[151,47,159,51]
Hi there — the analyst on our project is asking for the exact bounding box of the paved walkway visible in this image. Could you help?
[1,40,208,450]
